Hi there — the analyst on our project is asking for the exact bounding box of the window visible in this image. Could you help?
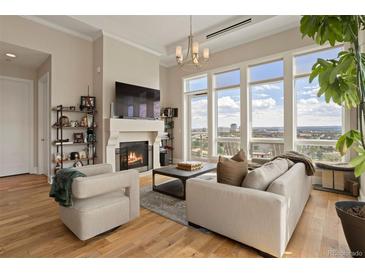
[190,95,208,159]
[185,75,209,159]
[183,46,348,163]
[214,69,241,156]
[249,60,284,159]
[249,60,284,82]
[185,76,208,93]
[294,46,344,161]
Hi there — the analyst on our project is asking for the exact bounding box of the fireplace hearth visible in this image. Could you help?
[117,141,153,172]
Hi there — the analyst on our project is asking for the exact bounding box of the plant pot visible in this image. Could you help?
[360,173,365,201]
[335,201,365,258]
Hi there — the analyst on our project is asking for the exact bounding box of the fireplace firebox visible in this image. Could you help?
[117,141,152,172]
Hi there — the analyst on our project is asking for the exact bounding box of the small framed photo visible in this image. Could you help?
[80,96,96,110]
[73,132,84,143]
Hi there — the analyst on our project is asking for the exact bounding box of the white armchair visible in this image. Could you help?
[59,163,140,240]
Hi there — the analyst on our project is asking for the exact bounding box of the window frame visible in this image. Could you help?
[184,74,209,161]
[248,59,285,160]
[293,45,345,161]
[213,69,241,156]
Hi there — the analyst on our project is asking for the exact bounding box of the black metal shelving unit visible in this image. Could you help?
[160,107,178,165]
[53,105,97,173]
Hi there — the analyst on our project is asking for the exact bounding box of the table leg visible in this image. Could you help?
[182,179,186,200]
[152,170,156,191]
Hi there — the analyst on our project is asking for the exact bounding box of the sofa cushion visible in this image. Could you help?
[217,150,248,187]
[241,158,290,191]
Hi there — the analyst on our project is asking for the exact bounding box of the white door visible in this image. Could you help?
[0,77,33,177]
[38,73,49,176]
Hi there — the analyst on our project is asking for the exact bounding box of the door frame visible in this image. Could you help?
[37,72,50,177]
[0,75,34,175]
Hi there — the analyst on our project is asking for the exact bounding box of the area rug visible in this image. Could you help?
[140,184,188,225]
[140,185,209,233]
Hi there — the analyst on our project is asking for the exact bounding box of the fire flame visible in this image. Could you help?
[128,152,143,165]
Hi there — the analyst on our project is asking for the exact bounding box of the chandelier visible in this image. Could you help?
[175,15,210,70]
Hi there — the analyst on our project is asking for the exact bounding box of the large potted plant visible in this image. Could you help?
[300,15,365,257]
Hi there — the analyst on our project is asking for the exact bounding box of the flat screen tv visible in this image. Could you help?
[115,81,160,119]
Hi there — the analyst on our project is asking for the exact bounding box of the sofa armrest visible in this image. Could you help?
[186,178,287,257]
[267,163,312,239]
[75,163,113,177]
[72,169,138,198]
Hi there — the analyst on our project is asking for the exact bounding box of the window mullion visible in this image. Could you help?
[207,71,215,159]
[284,53,295,152]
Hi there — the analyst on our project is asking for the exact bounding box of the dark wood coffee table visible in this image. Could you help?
[152,163,216,200]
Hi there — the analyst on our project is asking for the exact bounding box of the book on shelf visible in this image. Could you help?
[54,141,73,145]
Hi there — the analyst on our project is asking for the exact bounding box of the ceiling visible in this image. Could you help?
[0,41,49,70]
[27,15,301,66]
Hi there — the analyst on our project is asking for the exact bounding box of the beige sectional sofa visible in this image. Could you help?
[186,162,312,257]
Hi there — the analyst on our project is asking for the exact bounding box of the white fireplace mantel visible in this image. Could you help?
[105,118,165,172]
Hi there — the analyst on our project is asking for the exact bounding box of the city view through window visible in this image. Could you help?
[188,46,344,161]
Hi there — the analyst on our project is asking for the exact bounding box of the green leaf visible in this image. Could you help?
[354,157,365,177]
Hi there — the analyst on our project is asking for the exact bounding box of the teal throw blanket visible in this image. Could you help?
[49,168,86,207]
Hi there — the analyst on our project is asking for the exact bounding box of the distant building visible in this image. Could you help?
[230,123,238,133]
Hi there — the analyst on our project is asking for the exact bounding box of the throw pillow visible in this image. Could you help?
[241,158,290,191]
[217,150,248,187]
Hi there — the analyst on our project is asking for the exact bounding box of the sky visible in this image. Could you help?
[189,46,343,130]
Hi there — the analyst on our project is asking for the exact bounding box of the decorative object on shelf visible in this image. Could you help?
[87,114,93,128]
[70,152,79,160]
[54,153,62,163]
[73,160,84,167]
[87,128,96,143]
[80,96,96,111]
[80,86,96,111]
[79,118,86,128]
[70,120,79,128]
[162,107,178,118]
[62,152,69,161]
[59,116,70,127]
[73,133,84,143]
[175,16,209,71]
[79,150,87,159]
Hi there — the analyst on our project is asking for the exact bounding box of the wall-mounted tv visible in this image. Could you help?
[115,81,160,120]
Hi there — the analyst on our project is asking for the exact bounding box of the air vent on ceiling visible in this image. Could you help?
[206,18,252,40]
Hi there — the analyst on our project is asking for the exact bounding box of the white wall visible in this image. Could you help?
[0,16,93,173]
[164,27,316,161]
[100,34,160,161]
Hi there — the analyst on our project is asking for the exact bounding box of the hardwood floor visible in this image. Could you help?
[0,174,353,258]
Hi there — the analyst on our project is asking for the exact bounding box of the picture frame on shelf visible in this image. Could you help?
[73,133,84,143]
[80,96,96,111]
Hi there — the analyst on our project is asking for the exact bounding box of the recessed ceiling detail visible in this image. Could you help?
[24,15,301,67]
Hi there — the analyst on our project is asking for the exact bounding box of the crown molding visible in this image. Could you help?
[102,31,162,57]
[21,16,94,42]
